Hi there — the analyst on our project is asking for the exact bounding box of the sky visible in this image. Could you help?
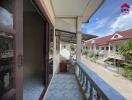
[81,0,132,37]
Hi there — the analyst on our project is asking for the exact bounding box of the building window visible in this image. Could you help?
[106,47,109,50]
[114,35,118,39]
[111,46,113,50]
[96,46,99,50]
[101,47,104,50]
[116,46,119,52]
[92,46,93,50]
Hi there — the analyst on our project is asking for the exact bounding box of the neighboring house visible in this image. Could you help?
[82,28,132,59]
[82,29,132,74]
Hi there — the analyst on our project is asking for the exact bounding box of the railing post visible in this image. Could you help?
[85,77,88,92]
[79,69,81,80]
[89,84,93,100]
[80,71,83,84]
[79,67,81,79]
[82,73,85,86]
[97,93,101,100]
[88,81,90,94]
[76,62,125,100]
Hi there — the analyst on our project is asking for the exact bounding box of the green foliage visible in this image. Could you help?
[89,52,94,58]
[49,48,53,54]
[83,49,89,58]
[124,60,132,79]
[70,44,75,52]
[119,40,132,78]
[119,40,132,56]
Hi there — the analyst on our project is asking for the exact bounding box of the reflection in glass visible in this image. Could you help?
[0,32,14,98]
[0,0,13,29]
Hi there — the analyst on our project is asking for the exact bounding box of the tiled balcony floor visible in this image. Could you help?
[44,74,84,100]
[23,76,44,100]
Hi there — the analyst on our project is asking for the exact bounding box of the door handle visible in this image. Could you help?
[18,54,23,67]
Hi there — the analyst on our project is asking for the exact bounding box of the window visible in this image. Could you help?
[0,33,14,97]
[96,46,99,50]
[0,0,16,98]
[91,46,93,50]
[0,0,13,29]
[106,47,109,50]
[111,46,113,50]
[114,35,118,39]
[101,47,104,50]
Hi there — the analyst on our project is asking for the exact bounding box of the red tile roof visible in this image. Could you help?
[82,28,132,46]
[109,28,132,42]
[95,35,112,45]
[85,41,93,46]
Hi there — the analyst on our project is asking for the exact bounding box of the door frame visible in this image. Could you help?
[14,0,23,99]
[0,0,23,100]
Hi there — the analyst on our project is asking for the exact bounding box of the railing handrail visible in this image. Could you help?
[76,61,125,100]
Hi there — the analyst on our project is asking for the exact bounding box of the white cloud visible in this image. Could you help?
[95,17,110,29]
[110,6,132,32]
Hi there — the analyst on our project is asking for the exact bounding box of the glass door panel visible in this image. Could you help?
[0,32,15,99]
[0,0,13,29]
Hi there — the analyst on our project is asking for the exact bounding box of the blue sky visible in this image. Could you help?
[81,0,132,36]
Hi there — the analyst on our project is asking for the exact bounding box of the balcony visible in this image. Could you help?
[44,60,125,100]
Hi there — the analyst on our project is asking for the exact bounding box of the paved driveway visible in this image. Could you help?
[81,57,132,100]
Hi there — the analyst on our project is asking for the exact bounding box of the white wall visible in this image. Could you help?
[53,29,60,75]
[60,41,71,60]
[40,0,55,26]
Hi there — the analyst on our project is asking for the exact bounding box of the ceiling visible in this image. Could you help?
[51,0,90,17]
[51,0,104,22]
[56,29,97,43]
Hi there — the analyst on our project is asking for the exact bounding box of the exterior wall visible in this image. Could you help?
[53,29,60,75]
[60,41,71,51]
[60,41,71,60]
[85,39,132,58]
[23,12,44,78]
[38,0,55,26]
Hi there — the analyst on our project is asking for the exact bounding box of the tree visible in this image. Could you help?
[49,47,53,54]
[70,44,75,52]
[119,40,132,57]
[83,49,89,58]
[119,40,132,78]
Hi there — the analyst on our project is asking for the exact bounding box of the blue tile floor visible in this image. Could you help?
[23,76,44,100]
[44,74,84,100]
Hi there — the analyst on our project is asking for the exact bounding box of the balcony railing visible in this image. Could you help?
[75,61,125,100]
[44,60,125,100]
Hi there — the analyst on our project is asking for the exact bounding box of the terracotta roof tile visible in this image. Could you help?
[83,28,132,46]
[109,29,132,42]
[95,35,112,45]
